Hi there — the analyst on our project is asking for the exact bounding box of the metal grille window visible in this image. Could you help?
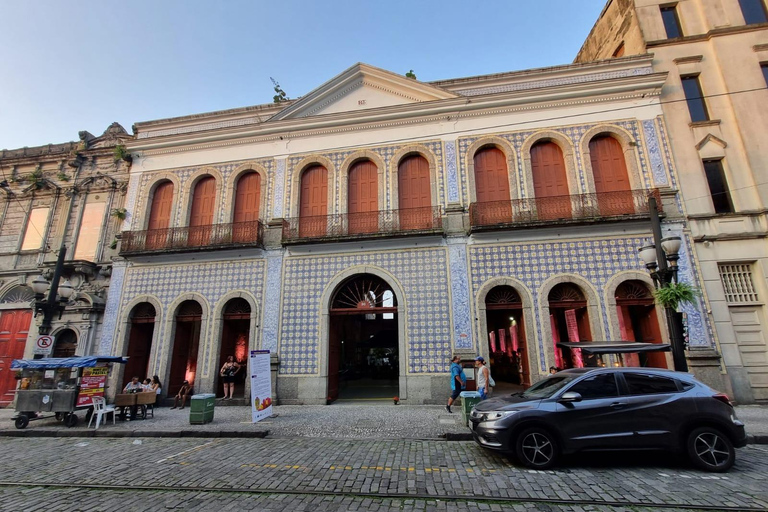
[719,264,760,303]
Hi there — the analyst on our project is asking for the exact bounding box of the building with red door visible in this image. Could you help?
[0,124,131,406]
[577,0,768,404]
[91,57,724,405]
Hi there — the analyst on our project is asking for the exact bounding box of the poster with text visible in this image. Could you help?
[76,365,109,407]
[250,350,273,423]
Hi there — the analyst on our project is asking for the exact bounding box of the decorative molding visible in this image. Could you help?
[673,55,704,64]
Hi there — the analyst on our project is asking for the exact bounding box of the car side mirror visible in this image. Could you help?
[559,392,582,403]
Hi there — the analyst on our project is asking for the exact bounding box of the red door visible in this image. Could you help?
[474,147,511,224]
[327,320,340,402]
[146,181,174,249]
[233,172,261,243]
[299,166,328,237]
[590,136,633,215]
[532,142,571,220]
[398,155,432,230]
[348,160,378,235]
[0,309,33,405]
[189,177,216,246]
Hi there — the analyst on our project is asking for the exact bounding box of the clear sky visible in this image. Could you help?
[0,1,607,150]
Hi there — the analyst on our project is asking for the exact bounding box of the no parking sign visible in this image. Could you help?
[33,335,54,356]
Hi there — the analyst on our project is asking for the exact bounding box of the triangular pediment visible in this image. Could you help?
[270,63,458,121]
[696,133,727,160]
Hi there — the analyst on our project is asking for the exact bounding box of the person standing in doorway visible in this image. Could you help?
[219,355,240,400]
[446,355,466,413]
[475,356,492,400]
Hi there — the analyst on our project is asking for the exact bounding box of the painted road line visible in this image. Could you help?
[155,440,217,463]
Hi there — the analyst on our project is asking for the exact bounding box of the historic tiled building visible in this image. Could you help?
[0,124,132,405]
[577,0,768,403]
[96,56,720,404]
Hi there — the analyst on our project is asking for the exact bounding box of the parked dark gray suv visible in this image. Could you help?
[469,368,746,472]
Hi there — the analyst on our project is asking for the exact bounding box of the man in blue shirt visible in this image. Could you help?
[446,355,466,413]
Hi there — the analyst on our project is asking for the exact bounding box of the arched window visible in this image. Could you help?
[589,135,633,215]
[233,172,261,243]
[531,141,571,220]
[52,329,77,358]
[299,165,328,237]
[398,155,432,230]
[348,160,378,234]
[146,181,174,249]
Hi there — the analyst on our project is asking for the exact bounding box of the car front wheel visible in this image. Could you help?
[515,427,559,470]
[686,426,735,472]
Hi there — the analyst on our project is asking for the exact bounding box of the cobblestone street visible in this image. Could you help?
[1,437,766,511]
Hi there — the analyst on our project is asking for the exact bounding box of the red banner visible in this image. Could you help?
[565,309,584,368]
[76,366,108,407]
[550,315,563,369]
[489,331,497,353]
[509,325,519,354]
[498,329,506,353]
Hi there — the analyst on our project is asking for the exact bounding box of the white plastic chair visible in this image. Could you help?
[88,396,116,430]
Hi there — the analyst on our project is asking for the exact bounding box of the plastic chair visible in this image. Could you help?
[88,396,116,429]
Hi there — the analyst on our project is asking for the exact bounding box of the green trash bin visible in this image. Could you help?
[190,393,215,425]
[460,391,482,427]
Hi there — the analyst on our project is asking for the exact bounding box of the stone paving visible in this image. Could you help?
[0,437,766,510]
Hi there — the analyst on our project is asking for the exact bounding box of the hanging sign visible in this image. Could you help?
[249,350,273,423]
[33,335,54,356]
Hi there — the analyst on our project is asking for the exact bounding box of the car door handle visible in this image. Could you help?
[610,402,628,409]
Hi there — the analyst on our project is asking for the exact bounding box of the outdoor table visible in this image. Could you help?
[114,392,155,420]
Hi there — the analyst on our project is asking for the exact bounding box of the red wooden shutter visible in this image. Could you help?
[474,148,511,224]
[146,181,174,249]
[189,177,216,246]
[531,142,571,220]
[398,155,432,230]
[233,172,261,242]
[299,166,328,237]
[589,136,633,215]
[348,160,378,234]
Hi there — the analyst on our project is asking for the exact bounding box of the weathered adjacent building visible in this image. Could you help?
[577,0,768,402]
[0,124,131,405]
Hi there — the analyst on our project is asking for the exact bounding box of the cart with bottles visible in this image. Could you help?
[10,356,127,429]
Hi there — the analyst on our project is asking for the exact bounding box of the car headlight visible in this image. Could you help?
[484,411,517,420]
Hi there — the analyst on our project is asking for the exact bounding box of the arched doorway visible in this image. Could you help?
[146,180,174,249]
[398,155,432,230]
[299,165,328,237]
[123,302,156,388]
[189,176,216,246]
[52,329,78,358]
[233,172,261,242]
[0,286,34,405]
[474,146,511,224]
[589,135,633,215]
[328,274,398,402]
[348,160,378,234]
[549,283,593,369]
[616,280,667,368]
[169,300,202,396]
[484,286,530,389]
[531,141,571,220]
[217,298,251,398]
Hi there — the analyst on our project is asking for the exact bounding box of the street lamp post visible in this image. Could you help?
[30,245,74,336]
[638,196,688,372]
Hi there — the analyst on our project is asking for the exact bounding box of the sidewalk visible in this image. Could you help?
[1,403,766,442]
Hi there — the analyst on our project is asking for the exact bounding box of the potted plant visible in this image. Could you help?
[393,396,399,405]
[654,281,701,310]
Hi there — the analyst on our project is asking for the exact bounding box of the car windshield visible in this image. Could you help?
[519,374,580,399]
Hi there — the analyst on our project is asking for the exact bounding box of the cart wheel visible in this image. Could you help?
[64,413,78,428]
[15,415,29,429]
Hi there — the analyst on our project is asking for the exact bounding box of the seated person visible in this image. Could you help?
[142,378,152,392]
[171,380,193,410]
[123,376,143,393]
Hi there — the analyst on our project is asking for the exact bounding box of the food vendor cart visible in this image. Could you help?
[10,356,127,429]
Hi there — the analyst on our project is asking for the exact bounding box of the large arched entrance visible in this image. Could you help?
[169,300,202,395]
[216,298,251,398]
[549,283,594,369]
[484,286,530,390]
[123,302,156,388]
[328,274,398,402]
[52,329,78,358]
[616,280,667,368]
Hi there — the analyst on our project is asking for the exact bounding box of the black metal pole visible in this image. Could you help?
[38,245,66,336]
[648,197,688,372]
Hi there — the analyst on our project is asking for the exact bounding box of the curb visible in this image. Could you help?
[746,434,768,445]
[0,429,269,439]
